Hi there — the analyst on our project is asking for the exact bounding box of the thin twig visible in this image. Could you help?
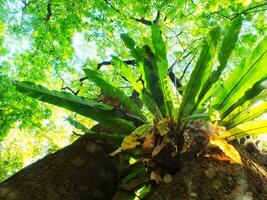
[130,17,152,26]
[231,2,267,20]
[61,86,79,95]
[214,12,231,20]
[104,0,119,12]
[104,0,160,26]
[97,59,135,69]
[169,70,183,95]
[180,53,196,80]
[245,8,267,13]
[72,131,83,137]
[213,3,267,20]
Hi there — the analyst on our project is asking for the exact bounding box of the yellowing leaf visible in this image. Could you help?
[209,135,242,164]
[156,117,170,136]
[132,124,153,138]
[110,146,123,156]
[121,135,140,150]
[110,135,140,156]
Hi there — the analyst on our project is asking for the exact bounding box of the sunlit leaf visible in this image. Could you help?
[211,36,267,113]
[151,23,173,117]
[84,68,146,122]
[196,16,242,109]
[112,56,162,117]
[223,120,267,140]
[221,76,267,119]
[111,134,140,156]
[15,81,136,134]
[225,101,267,128]
[178,27,220,129]
[209,134,242,164]
[155,117,170,136]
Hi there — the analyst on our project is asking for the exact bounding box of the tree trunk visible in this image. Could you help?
[147,146,267,200]
[1,133,267,200]
[0,134,119,200]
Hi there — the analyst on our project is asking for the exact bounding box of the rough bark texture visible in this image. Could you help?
[1,132,267,200]
[0,134,119,200]
[147,146,267,200]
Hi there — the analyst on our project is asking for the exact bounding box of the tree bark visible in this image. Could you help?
[0,134,119,200]
[1,133,267,200]
[147,146,267,200]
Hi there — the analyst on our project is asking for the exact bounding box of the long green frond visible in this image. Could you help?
[15,81,136,134]
[211,36,267,113]
[178,27,220,128]
[84,68,146,122]
[195,16,242,109]
[151,23,173,117]
[221,76,267,119]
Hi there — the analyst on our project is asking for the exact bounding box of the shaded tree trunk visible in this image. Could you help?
[1,134,267,200]
[0,134,119,200]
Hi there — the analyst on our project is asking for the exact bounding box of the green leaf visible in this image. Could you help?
[223,120,267,141]
[151,23,173,117]
[120,35,164,118]
[112,56,143,93]
[112,56,162,117]
[66,117,124,142]
[132,124,153,138]
[121,34,144,62]
[15,81,136,134]
[225,101,267,129]
[195,16,242,109]
[122,165,146,184]
[221,76,267,119]
[218,15,243,67]
[178,27,220,128]
[211,35,267,113]
[120,34,136,50]
[143,45,166,116]
[83,68,146,122]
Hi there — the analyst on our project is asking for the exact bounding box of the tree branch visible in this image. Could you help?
[153,11,161,24]
[130,17,152,26]
[180,53,196,80]
[103,0,161,26]
[59,76,80,95]
[131,11,161,26]
[214,3,267,20]
[97,59,135,70]
[168,70,183,95]
[231,2,267,19]
[104,0,119,12]
[61,86,79,95]
[45,0,52,22]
